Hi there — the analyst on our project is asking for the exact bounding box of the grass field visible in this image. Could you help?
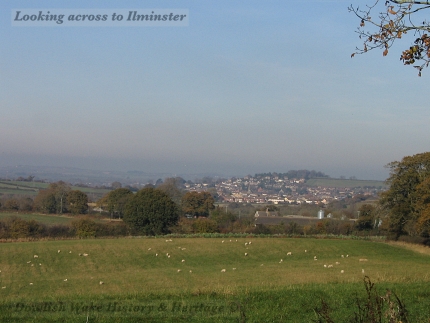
[305,178,387,188]
[0,237,429,322]
[0,212,76,226]
[0,181,111,199]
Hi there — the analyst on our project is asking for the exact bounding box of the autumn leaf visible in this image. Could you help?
[383,48,388,56]
[388,6,397,15]
[351,53,355,58]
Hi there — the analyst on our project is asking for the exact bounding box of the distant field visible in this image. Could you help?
[0,212,77,226]
[306,178,387,188]
[0,237,429,322]
[0,181,111,199]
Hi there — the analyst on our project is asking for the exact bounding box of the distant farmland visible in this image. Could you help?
[306,178,387,188]
[0,181,111,199]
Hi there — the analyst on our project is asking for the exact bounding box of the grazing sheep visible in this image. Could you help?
[181,248,186,250]
[314,258,318,261]
[232,268,236,270]
[245,242,248,246]
[1,286,5,289]
[346,255,349,257]
[58,250,61,253]
[155,253,158,257]
[69,251,72,253]
[181,259,185,262]
[341,255,344,258]
[29,283,33,285]
[222,240,224,243]
[189,270,192,273]
[244,253,248,256]
[324,265,327,268]
[99,281,104,285]
[230,240,232,242]
[335,262,340,265]
[83,253,89,257]
[249,242,252,245]
[287,252,292,256]
[362,269,365,274]
[33,255,38,258]
[166,253,169,256]
[177,269,181,273]
[31,264,34,267]
[279,259,283,263]
[327,265,333,268]
[305,250,307,253]
[221,269,226,272]
[314,256,317,259]
[340,270,344,274]
[168,255,171,258]
[260,264,264,266]
[79,253,82,256]
[64,279,68,282]
[39,263,41,266]
[148,248,151,251]
[359,259,368,262]
[27,261,31,264]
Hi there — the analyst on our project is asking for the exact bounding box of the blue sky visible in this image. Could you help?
[1,0,429,180]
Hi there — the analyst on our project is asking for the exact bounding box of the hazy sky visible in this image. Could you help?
[1,0,429,180]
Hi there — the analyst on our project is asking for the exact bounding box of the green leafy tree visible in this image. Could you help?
[181,191,215,217]
[123,187,179,235]
[380,152,430,237]
[103,188,133,219]
[34,190,57,213]
[349,0,430,76]
[67,190,89,215]
[356,204,376,231]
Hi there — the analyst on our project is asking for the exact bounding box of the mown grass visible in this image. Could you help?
[305,178,387,188]
[0,238,429,322]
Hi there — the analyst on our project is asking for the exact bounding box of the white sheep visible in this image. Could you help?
[189,270,192,273]
[33,255,38,258]
[244,253,248,256]
[340,270,344,274]
[327,265,333,268]
[249,241,252,245]
[58,250,61,253]
[148,248,151,251]
[177,269,181,273]
[287,252,292,256]
[341,255,344,258]
[181,259,185,262]
[155,253,158,257]
[99,281,104,285]
[232,268,236,270]
[221,269,226,272]
[335,262,340,265]
[64,279,68,282]
[83,253,89,257]
[324,264,327,268]
[245,242,248,246]
[362,269,365,274]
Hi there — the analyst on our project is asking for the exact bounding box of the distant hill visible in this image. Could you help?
[305,178,387,188]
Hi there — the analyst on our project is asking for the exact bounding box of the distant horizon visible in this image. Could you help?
[0,153,390,182]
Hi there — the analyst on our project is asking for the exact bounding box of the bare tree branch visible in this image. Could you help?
[350,0,430,75]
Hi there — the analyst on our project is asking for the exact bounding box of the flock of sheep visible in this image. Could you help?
[152,238,367,276]
[0,238,368,290]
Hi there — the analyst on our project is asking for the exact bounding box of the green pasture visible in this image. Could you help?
[0,213,76,226]
[306,178,387,188]
[0,181,111,199]
[0,238,429,322]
